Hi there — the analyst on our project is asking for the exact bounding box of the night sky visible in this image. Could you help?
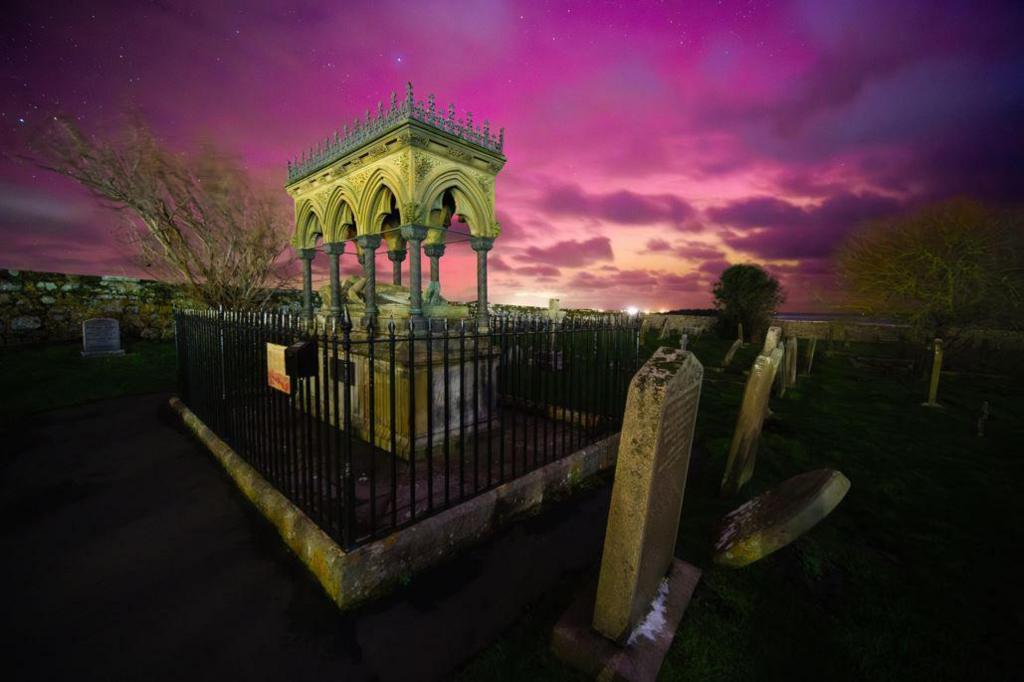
[2,0,1022,311]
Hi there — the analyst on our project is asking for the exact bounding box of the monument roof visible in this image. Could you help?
[286,83,505,185]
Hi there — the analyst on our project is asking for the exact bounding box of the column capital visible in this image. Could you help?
[469,236,495,252]
[323,241,346,256]
[355,234,382,249]
[423,243,446,259]
[400,224,429,241]
[387,249,407,263]
[296,247,317,260]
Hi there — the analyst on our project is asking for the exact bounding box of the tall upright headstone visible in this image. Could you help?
[722,349,783,497]
[737,321,744,343]
[553,348,704,681]
[786,336,799,387]
[81,317,124,357]
[679,333,689,351]
[762,326,781,355]
[805,337,818,374]
[924,338,943,407]
[593,347,703,642]
[775,340,788,397]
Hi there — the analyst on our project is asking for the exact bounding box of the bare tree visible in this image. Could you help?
[25,118,290,310]
[837,198,1024,342]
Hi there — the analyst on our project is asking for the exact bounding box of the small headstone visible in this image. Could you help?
[805,337,818,374]
[762,326,782,355]
[593,347,703,643]
[977,401,990,437]
[81,317,124,357]
[679,333,688,351]
[713,469,850,568]
[737,321,744,343]
[721,338,742,367]
[721,350,783,497]
[923,338,943,407]
[786,337,798,387]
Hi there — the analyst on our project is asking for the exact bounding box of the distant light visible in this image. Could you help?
[625,306,639,316]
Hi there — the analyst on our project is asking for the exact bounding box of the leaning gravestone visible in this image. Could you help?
[786,336,798,387]
[721,338,742,367]
[81,317,125,357]
[762,326,781,354]
[713,469,850,567]
[721,350,783,497]
[553,347,703,681]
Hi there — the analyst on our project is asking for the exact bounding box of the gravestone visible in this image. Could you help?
[679,333,688,351]
[786,336,798,387]
[722,338,742,367]
[547,297,567,324]
[805,337,818,374]
[923,338,943,407]
[81,317,124,357]
[721,350,783,497]
[762,326,781,355]
[775,340,788,397]
[553,347,703,681]
[593,347,703,642]
[737,321,744,343]
[713,469,850,567]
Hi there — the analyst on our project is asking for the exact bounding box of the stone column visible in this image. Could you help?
[424,243,445,289]
[355,235,381,329]
[323,242,345,321]
[297,247,316,320]
[387,248,406,286]
[400,226,428,331]
[470,236,495,331]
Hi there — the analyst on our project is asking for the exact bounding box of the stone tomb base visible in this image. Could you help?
[552,559,701,682]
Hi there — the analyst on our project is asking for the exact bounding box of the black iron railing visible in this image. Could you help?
[174,310,640,549]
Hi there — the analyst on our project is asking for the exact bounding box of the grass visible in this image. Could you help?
[3,333,1021,680]
[456,332,1024,681]
[0,340,176,420]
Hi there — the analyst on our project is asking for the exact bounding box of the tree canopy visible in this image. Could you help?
[837,198,1024,340]
[712,264,785,341]
[26,118,289,310]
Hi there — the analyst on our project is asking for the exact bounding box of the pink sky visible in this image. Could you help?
[2,0,1022,311]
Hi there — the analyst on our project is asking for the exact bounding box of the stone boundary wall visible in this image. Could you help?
[643,312,1024,349]
[0,268,310,347]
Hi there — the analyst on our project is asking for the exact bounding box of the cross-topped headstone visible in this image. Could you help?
[81,318,124,357]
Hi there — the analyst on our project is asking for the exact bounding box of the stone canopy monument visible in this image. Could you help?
[281,85,506,456]
[284,82,505,333]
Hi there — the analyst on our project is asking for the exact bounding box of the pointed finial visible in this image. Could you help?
[405,82,414,107]
[448,103,455,121]
[466,111,473,129]
[390,90,398,110]
[499,127,505,148]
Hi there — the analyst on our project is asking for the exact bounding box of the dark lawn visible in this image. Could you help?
[0,339,176,419]
[3,334,1022,680]
[456,332,1024,682]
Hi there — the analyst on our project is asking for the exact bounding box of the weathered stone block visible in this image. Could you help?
[593,347,703,643]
